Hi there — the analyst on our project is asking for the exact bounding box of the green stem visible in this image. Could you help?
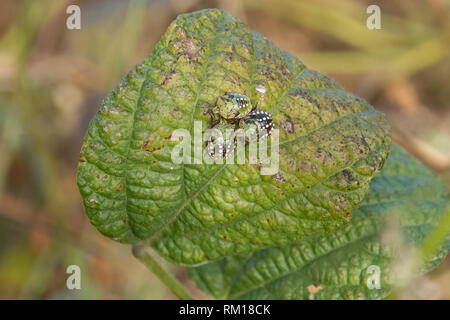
[132,246,193,300]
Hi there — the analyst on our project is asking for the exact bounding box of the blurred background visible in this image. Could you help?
[0,0,449,299]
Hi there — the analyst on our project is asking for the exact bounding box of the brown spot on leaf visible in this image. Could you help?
[272,172,286,183]
[300,161,309,171]
[184,38,199,59]
[343,169,352,183]
[280,118,294,134]
[282,64,291,77]
[290,88,320,110]
[159,71,170,86]
[118,81,127,92]
[315,148,322,159]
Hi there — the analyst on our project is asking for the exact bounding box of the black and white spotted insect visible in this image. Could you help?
[239,109,274,142]
[205,121,236,160]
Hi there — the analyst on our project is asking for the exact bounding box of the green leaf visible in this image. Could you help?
[187,144,450,299]
[77,9,391,265]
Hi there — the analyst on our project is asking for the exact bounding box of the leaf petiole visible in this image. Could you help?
[132,245,194,300]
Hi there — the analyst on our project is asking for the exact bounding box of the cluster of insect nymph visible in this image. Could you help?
[206,92,274,160]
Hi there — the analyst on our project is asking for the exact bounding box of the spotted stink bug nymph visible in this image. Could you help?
[206,121,236,160]
[214,93,253,119]
[240,109,274,142]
